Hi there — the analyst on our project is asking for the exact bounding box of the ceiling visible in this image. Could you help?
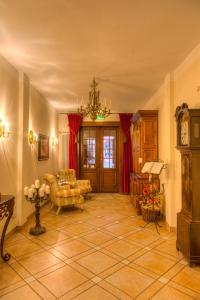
[0,0,200,112]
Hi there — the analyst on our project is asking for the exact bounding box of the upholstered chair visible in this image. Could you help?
[58,169,92,195]
[43,173,84,215]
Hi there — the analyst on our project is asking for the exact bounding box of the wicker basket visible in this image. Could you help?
[141,206,160,222]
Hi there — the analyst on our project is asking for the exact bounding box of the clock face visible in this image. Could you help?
[180,115,189,145]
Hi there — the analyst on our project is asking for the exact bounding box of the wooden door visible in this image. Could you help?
[79,126,120,192]
[79,127,98,192]
[99,127,119,192]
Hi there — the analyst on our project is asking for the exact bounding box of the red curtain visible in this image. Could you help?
[68,114,82,175]
[119,113,133,193]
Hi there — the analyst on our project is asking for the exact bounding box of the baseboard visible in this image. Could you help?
[165,222,177,233]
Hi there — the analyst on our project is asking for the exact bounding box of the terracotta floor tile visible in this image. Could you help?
[154,238,183,259]
[5,232,26,245]
[0,263,22,290]
[104,223,134,236]
[106,266,154,298]
[29,280,56,300]
[82,231,114,245]
[54,239,91,258]
[173,266,200,294]
[39,265,88,297]
[18,250,61,274]
[0,281,26,298]
[60,281,94,300]
[62,223,94,235]
[77,251,118,274]
[136,281,163,300]
[2,193,199,300]
[127,230,160,246]
[35,261,65,279]
[134,251,177,275]
[151,285,194,300]
[36,230,69,245]
[99,279,133,300]
[105,239,141,258]
[0,285,41,300]
[8,261,30,279]
[73,285,118,299]
[5,239,41,258]
[86,217,111,227]
[120,217,146,227]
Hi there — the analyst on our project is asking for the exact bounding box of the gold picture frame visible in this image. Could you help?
[38,134,49,161]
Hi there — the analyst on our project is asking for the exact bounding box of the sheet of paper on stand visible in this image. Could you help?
[141,161,164,174]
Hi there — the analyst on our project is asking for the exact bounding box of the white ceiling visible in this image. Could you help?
[0,0,200,112]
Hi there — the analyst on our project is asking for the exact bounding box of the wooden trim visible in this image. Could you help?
[137,110,158,116]
[81,121,120,127]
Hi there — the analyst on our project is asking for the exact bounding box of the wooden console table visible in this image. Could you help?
[0,195,15,261]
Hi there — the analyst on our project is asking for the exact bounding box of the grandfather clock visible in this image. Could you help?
[175,103,200,265]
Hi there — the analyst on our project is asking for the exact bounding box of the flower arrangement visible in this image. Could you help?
[140,184,161,211]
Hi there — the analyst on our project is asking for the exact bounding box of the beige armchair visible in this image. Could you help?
[43,173,84,215]
[58,169,92,196]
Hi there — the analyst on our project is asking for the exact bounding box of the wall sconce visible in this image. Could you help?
[29,130,37,144]
[52,136,58,146]
[0,118,10,138]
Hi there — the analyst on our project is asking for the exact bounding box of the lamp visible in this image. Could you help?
[52,136,58,146]
[77,79,111,121]
[0,118,10,138]
[29,130,37,144]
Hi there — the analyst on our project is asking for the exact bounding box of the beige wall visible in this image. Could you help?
[0,55,58,232]
[143,43,200,227]
[0,55,19,231]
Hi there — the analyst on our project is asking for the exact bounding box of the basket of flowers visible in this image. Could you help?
[140,184,161,222]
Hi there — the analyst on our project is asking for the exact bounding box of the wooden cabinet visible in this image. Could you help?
[130,110,158,206]
[175,103,200,265]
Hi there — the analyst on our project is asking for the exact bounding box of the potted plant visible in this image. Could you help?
[140,184,161,222]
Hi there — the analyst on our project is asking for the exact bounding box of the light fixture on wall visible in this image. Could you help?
[29,130,37,144]
[52,136,58,146]
[0,118,10,138]
[77,79,111,121]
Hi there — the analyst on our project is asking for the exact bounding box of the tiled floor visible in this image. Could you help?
[1,193,200,299]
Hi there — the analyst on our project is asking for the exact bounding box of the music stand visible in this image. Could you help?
[140,161,166,234]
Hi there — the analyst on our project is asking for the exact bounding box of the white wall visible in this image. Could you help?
[0,55,58,232]
[143,43,200,228]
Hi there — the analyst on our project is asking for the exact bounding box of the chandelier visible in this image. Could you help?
[77,79,111,121]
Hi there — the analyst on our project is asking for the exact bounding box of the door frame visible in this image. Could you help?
[77,121,123,193]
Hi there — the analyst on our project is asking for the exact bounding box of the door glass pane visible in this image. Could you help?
[82,128,96,169]
[103,130,116,169]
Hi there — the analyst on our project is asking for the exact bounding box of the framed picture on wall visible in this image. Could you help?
[38,134,49,161]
